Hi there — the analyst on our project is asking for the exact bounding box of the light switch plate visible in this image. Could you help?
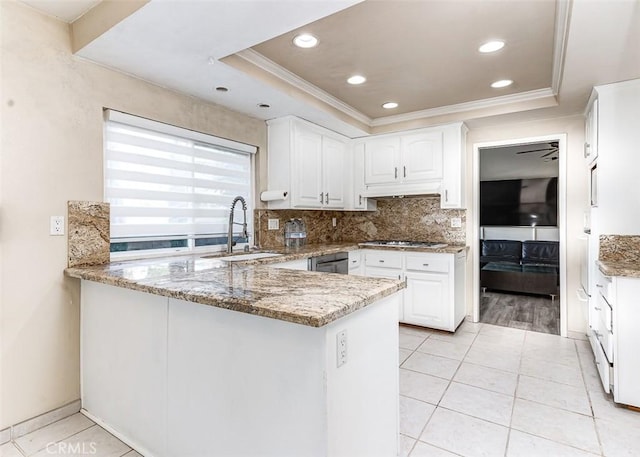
[451,217,462,228]
[268,218,279,230]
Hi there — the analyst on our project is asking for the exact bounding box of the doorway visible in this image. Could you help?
[472,135,567,337]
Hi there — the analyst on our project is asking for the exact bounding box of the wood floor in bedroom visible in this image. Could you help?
[480,291,560,335]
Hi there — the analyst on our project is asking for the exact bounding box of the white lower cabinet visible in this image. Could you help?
[589,269,640,407]
[357,249,466,331]
[404,271,449,329]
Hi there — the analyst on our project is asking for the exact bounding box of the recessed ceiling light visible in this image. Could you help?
[491,79,513,88]
[382,102,398,109]
[479,40,505,53]
[215,86,228,92]
[293,33,318,48]
[257,103,271,109]
[347,75,366,85]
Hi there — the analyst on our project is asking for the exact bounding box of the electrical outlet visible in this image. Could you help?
[50,216,65,235]
[268,218,279,230]
[336,330,347,367]
[450,217,462,228]
[332,217,337,227]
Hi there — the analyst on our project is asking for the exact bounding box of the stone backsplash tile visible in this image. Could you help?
[600,235,640,263]
[256,195,466,249]
[67,201,110,267]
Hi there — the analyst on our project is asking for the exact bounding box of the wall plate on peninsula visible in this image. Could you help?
[268,218,279,230]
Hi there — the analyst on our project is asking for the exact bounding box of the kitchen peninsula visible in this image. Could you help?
[66,245,405,457]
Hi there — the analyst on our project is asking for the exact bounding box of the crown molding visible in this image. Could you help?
[370,88,557,127]
[234,49,372,126]
[551,0,573,95]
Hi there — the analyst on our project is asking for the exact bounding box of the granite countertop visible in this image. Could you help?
[597,260,640,278]
[356,243,468,254]
[65,244,404,327]
[65,242,470,327]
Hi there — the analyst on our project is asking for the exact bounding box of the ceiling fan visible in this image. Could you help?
[516,141,559,160]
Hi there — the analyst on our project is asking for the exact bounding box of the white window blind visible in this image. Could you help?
[104,110,255,245]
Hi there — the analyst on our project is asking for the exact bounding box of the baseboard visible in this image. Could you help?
[0,427,10,445]
[10,399,81,440]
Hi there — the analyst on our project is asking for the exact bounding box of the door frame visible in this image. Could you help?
[471,134,568,337]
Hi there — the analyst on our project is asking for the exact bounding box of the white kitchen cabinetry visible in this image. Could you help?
[441,123,467,209]
[361,249,466,331]
[267,117,346,210]
[589,269,640,407]
[348,250,364,276]
[584,97,598,164]
[351,143,377,211]
[361,123,466,208]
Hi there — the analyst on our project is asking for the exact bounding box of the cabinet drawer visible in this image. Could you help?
[405,254,449,273]
[595,270,613,304]
[596,292,612,332]
[591,328,612,394]
[348,251,362,268]
[364,251,403,269]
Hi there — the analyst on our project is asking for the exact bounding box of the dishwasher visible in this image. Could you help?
[308,252,349,274]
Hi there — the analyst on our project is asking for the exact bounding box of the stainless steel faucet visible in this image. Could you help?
[227,196,248,254]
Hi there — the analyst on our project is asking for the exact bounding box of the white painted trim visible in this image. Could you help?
[372,88,556,127]
[551,0,573,95]
[472,134,568,338]
[236,49,558,131]
[234,49,373,126]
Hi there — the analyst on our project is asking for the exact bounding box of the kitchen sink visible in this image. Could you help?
[217,252,283,262]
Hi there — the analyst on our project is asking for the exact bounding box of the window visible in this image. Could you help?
[104,110,256,255]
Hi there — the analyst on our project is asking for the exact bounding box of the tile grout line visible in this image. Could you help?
[408,326,481,453]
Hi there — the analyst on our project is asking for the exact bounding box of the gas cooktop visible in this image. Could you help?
[358,240,448,249]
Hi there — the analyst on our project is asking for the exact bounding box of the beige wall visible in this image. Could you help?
[0,1,266,428]
[466,115,588,334]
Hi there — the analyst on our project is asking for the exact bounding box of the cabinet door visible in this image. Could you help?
[352,143,367,209]
[292,128,323,208]
[364,137,401,185]
[585,98,598,163]
[364,266,404,321]
[401,132,443,182]
[322,136,346,209]
[404,271,450,330]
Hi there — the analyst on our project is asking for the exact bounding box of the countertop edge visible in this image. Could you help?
[597,260,640,279]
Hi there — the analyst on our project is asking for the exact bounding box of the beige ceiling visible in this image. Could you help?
[250,0,556,119]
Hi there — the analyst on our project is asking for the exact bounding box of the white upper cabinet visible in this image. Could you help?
[364,136,401,185]
[584,96,599,164]
[441,123,467,209]
[266,117,347,210]
[400,131,443,182]
[266,116,467,210]
[362,123,466,208]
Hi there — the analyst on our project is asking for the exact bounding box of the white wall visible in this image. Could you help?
[0,1,266,429]
[467,115,588,334]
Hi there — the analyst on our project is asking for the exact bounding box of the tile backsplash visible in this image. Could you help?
[256,195,466,249]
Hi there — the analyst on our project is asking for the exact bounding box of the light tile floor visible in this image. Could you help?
[2,321,639,457]
[399,321,640,457]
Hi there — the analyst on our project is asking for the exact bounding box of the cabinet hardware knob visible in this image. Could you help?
[445,189,449,202]
[594,306,602,311]
[320,192,324,203]
[398,275,401,280]
[379,260,384,263]
[422,263,430,267]
[596,284,603,288]
[394,167,398,179]
[325,193,329,204]
[403,166,406,178]
[359,194,363,205]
